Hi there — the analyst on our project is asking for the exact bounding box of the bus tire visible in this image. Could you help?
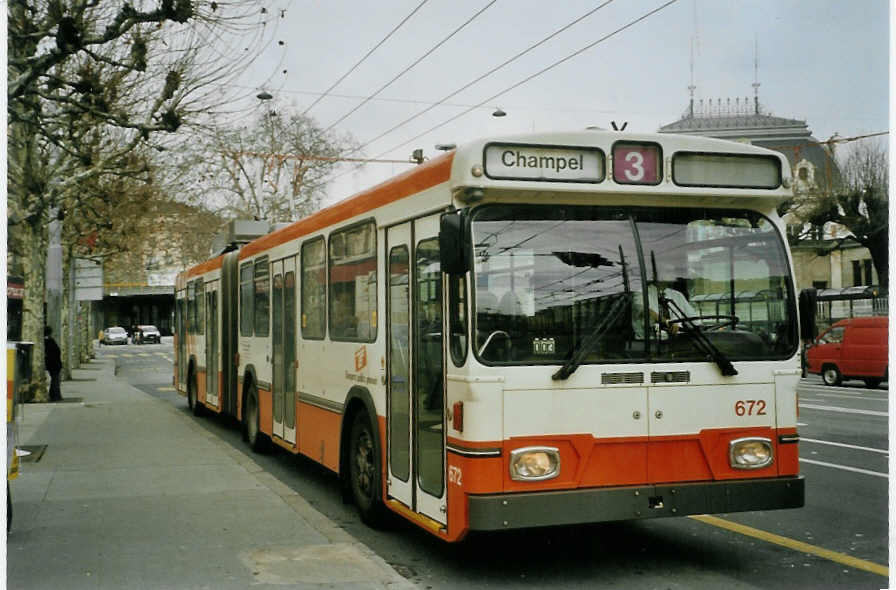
[188,370,204,417]
[863,377,882,389]
[821,365,842,386]
[244,384,270,453]
[348,411,388,527]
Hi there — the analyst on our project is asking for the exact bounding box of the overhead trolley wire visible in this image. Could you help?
[346,0,617,157]
[301,0,430,116]
[322,0,498,134]
[377,0,680,158]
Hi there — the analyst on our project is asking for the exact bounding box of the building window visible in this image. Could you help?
[812,281,827,290]
[852,260,862,286]
[864,259,873,286]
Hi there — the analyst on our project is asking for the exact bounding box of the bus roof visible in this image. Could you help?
[178,130,793,282]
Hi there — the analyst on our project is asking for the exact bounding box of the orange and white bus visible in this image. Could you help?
[175,130,804,542]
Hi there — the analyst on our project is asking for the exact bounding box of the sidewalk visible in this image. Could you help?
[7,357,416,590]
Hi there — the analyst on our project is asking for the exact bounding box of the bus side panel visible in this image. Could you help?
[297,402,341,472]
[776,427,799,476]
[775,370,800,476]
[197,370,207,404]
[258,385,273,437]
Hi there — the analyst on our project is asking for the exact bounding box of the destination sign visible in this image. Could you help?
[484,143,604,183]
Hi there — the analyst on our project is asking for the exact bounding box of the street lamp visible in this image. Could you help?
[492,107,506,117]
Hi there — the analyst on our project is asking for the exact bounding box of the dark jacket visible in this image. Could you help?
[45,336,62,372]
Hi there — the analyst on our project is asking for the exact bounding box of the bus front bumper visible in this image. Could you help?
[468,476,804,531]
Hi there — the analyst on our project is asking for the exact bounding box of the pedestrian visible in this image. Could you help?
[44,327,63,402]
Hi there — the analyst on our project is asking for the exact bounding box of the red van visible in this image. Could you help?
[806,316,888,388]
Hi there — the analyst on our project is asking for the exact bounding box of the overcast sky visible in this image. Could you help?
[221,0,890,205]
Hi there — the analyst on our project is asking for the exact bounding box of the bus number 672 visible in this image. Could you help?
[735,400,767,416]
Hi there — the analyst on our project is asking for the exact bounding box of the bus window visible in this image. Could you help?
[388,245,410,482]
[301,238,326,340]
[415,238,443,497]
[470,204,796,365]
[187,280,196,334]
[329,221,377,342]
[240,262,254,336]
[471,205,642,364]
[254,257,270,337]
[196,280,205,335]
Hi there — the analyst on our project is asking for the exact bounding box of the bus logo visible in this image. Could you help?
[354,346,367,372]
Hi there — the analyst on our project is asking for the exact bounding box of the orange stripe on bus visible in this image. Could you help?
[446,426,799,494]
[238,152,454,260]
[182,254,225,279]
[297,401,341,472]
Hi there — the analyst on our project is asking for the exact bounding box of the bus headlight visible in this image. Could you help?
[509,446,560,481]
[729,437,773,470]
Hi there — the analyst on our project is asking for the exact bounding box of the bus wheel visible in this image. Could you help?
[188,371,204,417]
[244,385,269,453]
[348,412,387,527]
[863,377,882,389]
[822,365,842,386]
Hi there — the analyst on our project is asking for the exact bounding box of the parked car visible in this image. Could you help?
[135,325,161,344]
[102,326,128,345]
[806,316,888,388]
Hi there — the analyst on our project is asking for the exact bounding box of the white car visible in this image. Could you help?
[102,327,128,345]
[135,325,161,344]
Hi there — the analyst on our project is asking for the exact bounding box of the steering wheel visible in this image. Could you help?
[478,330,511,359]
[666,314,738,331]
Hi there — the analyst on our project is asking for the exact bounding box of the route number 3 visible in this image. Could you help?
[612,143,659,184]
[735,399,767,416]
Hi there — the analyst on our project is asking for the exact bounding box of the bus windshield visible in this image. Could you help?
[470,204,797,366]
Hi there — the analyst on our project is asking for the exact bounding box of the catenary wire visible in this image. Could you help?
[319,0,673,188]
[301,0,430,116]
[322,0,497,134]
[343,0,617,157]
[375,0,680,159]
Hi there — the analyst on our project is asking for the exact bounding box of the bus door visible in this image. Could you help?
[386,215,446,524]
[176,293,186,390]
[271,258,297,444]
[205,282,219,408]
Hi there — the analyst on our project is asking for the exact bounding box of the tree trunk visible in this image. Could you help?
[862,229,889,289]
[16,220,49,403]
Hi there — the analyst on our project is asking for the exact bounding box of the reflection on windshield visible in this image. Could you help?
[471,205,796,365]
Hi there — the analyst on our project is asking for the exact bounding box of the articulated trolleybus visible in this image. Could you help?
[175,130,804,542]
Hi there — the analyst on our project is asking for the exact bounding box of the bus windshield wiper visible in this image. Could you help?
[552,294,630,381]
[663,296,738,377]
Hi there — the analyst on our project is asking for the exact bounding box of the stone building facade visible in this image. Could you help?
[658,97,877,291]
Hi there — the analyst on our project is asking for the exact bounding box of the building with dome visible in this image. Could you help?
[658,95,879,296]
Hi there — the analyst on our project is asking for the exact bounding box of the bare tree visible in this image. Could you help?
[8,1,272,398]
[201,104,360,223]
[796,140,889,288]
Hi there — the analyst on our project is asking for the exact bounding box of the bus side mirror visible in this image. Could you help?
[798,288,817,341]
[439,211,470,275]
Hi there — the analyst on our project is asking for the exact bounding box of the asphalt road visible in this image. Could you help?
[105,342,890,589]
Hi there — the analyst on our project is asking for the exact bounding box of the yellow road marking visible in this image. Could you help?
[690,514,888,578]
